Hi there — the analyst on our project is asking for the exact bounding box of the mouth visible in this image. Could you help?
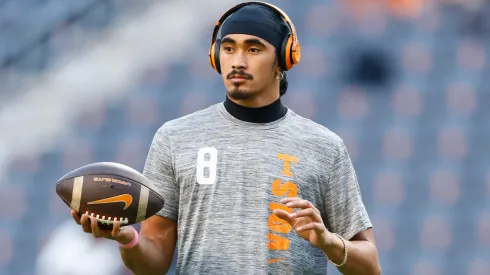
[229,75,249,83]
[229,75,248,80]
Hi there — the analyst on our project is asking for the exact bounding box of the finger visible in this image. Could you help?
[71,210,81,225]
[285,200,319,213]
[296,222,323,232]
[290,208,322,222]
[280,197,301,204]
[272,209,294,224]
[90,216,100,237]
[80,214,92,233]
[112,221,121,237]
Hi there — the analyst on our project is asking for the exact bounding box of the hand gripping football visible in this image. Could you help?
[56,162,164,229]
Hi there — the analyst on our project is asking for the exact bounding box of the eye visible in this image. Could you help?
[249,48,260,53]
[223,46,233,53]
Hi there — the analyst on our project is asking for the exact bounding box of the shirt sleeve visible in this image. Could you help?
[324,140,372,241]
[142,125,179,221]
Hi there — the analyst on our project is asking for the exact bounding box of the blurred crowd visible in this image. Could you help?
[0,0,489,274]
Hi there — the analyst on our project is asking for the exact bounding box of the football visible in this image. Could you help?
[56,162,165,229]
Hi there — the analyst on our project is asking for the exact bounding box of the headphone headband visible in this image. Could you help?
[209,1,300,72]
[212,2,296,43]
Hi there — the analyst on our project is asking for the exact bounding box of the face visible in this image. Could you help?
[219,34,280,101]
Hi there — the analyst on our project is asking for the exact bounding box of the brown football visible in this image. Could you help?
[56,162,164,229]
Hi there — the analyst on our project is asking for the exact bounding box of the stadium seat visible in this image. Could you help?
[2,1,489,274]
[428,168,461,206]
[126,96,159,128]
[61,139,94,173]
[381,126,414,161]
[476,211,490,248]
[0,186,27,222]
[466,257,490,275]
[419,210,453,252]
[411,258,443,275]
[282,89,317,120]
[0,229,14,268]
[373,169,406,207]
[114,137,148,172]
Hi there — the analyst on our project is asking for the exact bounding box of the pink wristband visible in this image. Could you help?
[118,227,139,249]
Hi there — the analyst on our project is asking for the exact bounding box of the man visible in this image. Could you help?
[72,2,381,274]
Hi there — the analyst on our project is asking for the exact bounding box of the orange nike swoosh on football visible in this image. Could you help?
[87,194,133,210]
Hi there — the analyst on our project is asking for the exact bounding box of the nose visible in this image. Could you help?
[231,51,247,70]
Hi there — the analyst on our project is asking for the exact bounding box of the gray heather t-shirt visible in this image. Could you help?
[142,102,372,275]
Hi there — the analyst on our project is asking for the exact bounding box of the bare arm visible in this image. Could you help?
[320,141,379,274]
[119,215,178,275]
[322,229,381,275]
[273,197,380,275]
[73,211,177,275]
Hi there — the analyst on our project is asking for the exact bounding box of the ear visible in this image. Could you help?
[277,66,283,74]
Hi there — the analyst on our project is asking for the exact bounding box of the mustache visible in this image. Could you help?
[227,70,253,80]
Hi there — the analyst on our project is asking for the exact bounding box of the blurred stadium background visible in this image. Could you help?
[0,0,489,274]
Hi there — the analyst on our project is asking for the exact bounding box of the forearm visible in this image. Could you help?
[120,236,171,275]
[322,234,381,275]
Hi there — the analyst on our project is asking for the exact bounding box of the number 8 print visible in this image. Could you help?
[196,147,218,185]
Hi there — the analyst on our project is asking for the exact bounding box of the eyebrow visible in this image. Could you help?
[221,37,267,48]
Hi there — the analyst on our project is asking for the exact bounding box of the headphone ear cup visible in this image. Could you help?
[214,40,222,74]
[292,42,301,65]
[283,35,295,71]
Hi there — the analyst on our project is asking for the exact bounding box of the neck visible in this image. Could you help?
[228,93,280,108]
[224,95,287,123]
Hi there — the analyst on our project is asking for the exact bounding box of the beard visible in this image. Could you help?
[225,70,257,100]
[227,87,256,100]
[227,84,257,100]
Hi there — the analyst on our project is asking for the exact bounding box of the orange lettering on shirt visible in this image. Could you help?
[267,153,299,264]
[268,214,292,234]
[268,233,290,250]
[277,153,298,177]
[272,179,298,197]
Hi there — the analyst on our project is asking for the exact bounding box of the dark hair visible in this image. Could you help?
[274,48,288,96]
[279,71,288,96]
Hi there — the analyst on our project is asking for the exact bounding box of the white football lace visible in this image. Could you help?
[86,211,129,225]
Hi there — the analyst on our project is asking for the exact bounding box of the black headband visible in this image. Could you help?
[218,4,290,51]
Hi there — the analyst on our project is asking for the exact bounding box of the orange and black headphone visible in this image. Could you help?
[208,1,301,74]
